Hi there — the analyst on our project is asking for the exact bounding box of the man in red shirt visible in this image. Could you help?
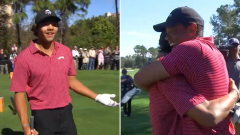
[10,9,119,135]
[150,32,240,135]
[135,7,239,134]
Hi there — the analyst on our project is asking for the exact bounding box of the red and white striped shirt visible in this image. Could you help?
[149,37,234,135]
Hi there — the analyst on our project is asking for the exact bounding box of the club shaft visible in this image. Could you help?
[30,116,34,130]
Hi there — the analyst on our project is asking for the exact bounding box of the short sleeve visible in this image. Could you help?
[157,78,206,117]
[68,49,76,76]
[160,49,187,76]
[10,57,30,92]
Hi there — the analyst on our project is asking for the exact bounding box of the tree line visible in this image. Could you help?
[0,0,119,55]
[122,0,240,68]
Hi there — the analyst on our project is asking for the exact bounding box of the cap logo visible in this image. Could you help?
[45,9,51,15]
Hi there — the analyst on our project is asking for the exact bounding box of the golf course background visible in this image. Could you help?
[121,68,152,135]
[0,70,119,135]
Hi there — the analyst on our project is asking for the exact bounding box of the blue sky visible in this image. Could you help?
[24,0,118,25]
[120,0,234,56]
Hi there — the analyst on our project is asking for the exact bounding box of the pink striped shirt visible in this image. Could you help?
[149,37,234,135]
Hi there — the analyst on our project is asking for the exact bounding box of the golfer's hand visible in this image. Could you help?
[229,78,240,98]
[23,126,38,135]
[95,94,119,107]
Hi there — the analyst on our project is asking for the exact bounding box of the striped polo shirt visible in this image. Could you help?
[149,37,234,135]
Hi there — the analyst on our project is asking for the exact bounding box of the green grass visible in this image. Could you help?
[121,69,152,135]
[0,70,119,135]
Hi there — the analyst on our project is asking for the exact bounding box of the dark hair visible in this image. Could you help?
[158,32,172,53]
[122,68,127,74]
[31,24,38,37]
[182,23,204,37]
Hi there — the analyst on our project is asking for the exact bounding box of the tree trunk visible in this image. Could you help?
[115,0,119,41]
[16,23,21,51]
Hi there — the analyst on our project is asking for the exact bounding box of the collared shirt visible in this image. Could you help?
[226,57,240,89]
[149,75,208,135]
[98,50,104,60]
[10,40,76,110]
[89,49,96,58]
[72,49,79,58]
[154,37,234,134]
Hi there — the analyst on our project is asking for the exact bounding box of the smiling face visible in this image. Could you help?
[165,23,197,47]
[37,18,59,43]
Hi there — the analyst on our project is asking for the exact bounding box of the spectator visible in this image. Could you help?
[218,45,228,59]
[104,46,111,70]
[9,51,17,61]
[0,49,8,74]
[78,48,83,70]
[72,46,79,70]
[88,46,96,70]
[11,56,16,71]
[226,38,240,89]
[12,44,18,52]
[111,46,119,70]
[146,52,152,64]
[82,48,89,70]
[95,49,99,69]
[97,47,104,70]
[121,68,134,117]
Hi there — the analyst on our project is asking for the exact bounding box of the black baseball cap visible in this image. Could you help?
[35,9,61,24]
[153,6,204,32]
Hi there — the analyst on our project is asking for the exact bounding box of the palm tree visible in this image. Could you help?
[54,0,90,44]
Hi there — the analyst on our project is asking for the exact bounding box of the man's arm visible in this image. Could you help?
[68,76,97,100]
[134,61,170,91]
[158,77,238,127]
[68,76,119,107]
[14,92,31,132]
[186,79,238,127]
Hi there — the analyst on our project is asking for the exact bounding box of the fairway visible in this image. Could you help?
[121,69,152,135]
[0,70,119,135]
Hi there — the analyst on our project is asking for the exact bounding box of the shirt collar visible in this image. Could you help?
[28,39,60,54]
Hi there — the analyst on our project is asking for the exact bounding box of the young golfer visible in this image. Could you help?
[10,9,119,135]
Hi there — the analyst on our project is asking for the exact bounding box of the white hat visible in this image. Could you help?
[83,48,87,51]
[79,48,82,50]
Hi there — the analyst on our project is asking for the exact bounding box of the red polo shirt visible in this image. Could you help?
[10,40,76,110]
[150,76,235,135]
[149,37,234,134]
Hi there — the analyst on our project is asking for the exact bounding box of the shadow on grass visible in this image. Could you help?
[1,128,23,135]
[121,95,152,135]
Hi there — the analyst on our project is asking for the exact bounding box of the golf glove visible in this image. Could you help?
[95,94,119,107]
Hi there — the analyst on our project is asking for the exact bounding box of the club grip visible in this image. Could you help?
[30,116,34,130]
